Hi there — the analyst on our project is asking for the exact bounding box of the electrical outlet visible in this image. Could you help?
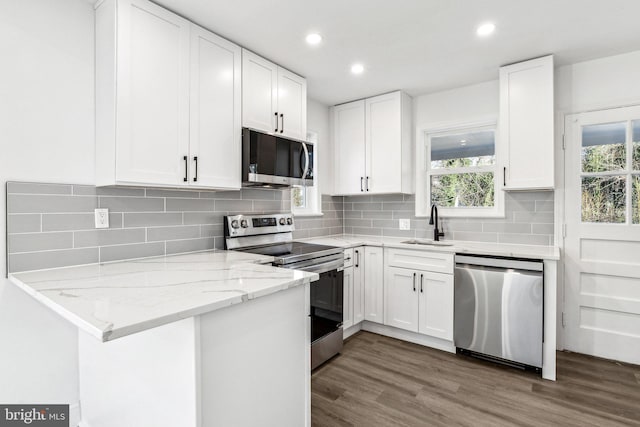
[399,218,410,230]
[94,208,109,229]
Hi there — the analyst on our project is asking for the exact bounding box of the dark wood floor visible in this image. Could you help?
[311,331,640,426]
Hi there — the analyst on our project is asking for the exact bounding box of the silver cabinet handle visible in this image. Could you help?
[301,142,310,179]
[355,250,360,267]
[420,274,424,293]
[413,272,416,292]
[360,177,364,192]
[366,176,370,192]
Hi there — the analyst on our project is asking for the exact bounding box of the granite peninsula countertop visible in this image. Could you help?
[299,234,560,261]
[9,251,318,342]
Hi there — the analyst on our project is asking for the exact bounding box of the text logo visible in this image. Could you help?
[0,405,68,427]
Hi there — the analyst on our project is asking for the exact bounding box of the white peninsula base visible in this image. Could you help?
[78,284,310,427]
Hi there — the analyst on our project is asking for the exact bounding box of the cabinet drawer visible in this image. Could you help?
[343,248,354,268]
[385,248,453,274]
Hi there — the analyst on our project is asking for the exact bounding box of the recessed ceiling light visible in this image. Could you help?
[305,33,322,45]
[351,63,364,75]
[476,22,496,37]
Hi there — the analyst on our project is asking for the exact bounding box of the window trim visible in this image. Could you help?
[415,118,505,218]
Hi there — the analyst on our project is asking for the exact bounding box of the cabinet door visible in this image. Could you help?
[353,247,365,324]
[190,25,241,189]
[384,267,419,332]
[364,246,384,323]
[116,0,190,185]
[277,68,307,141]
[365,92,402,194]
[242,50,278,134]
[343,267,354,330]
[418,271,454,340]
[500,55,554,190]
[333,101,366,195]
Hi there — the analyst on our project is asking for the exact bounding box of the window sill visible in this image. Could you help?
[292,212,324,218]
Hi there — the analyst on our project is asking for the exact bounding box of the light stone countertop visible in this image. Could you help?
[9,251,318,342]
[299,234,560,260]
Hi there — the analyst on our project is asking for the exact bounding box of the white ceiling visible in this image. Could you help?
[156,0,640,106]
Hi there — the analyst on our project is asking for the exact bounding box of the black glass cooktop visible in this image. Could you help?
[237,242,342,264]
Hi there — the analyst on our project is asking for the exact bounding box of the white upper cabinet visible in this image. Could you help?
[332,100,366,195]
[189,25,242,189]
[95,0,241,189]
[241,51,278,134]
[499,55,555,190]
[332,91,413,195]
[242,49,307,141]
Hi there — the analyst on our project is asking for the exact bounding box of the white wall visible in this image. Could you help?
[0,0,95,416]
[413,80,499,127]
[306,99,332,195]
[556,50,640,113]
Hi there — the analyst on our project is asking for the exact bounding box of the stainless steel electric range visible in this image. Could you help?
[224,213,344,370]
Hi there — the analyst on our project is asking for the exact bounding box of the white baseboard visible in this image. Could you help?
[343,323,362,339]
[360,321,456,354]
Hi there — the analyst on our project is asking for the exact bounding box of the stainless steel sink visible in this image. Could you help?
[401,239,454,247]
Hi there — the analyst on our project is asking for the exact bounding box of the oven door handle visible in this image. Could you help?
[285,258,344,274]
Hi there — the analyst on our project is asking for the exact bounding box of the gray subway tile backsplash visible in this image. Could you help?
[9,248,99,272]
[345,191,554,246]
[5,181,553,273]
[100,242,166,263]
[7,214,41,233]
[74,228,146,248]
[5,182,343,273]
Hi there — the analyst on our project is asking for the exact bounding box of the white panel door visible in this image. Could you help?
[116,0,190,185]
[189,25,241,189]
[333,101,366,195]
[364,246,384,323]
[353,247,365,324]
[343,267,354,330]
[417,271,454,340]
[242,50,277,134]
[365,92,402,194]
[277,68,307,141]
[500,55,554,190]
[384,267,419,332]
[564,106,640,364]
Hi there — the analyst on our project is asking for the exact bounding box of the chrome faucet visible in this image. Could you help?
[429,204,445,241]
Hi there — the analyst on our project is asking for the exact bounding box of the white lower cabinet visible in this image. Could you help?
[363,246,384,323]
[417,271,453,340]
[343,247,365,333]
[343,266,354,330]
[384,248,454,341]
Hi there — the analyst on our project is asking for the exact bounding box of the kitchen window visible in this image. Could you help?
[416,120,504,218]
[292,131,322,216]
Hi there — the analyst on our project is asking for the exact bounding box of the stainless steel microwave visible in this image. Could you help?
[242,128,314,187]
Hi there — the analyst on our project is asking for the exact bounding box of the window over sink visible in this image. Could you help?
[416,120,505,218]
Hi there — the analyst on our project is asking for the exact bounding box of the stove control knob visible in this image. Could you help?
[231,220,239,229]
[279,218,286,225]
[240,219,249,228]
[286,217,293,225]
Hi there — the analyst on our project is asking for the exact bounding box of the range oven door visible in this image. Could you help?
[242,127,314,187]
[281,253,344,370]
[309,268,343,370]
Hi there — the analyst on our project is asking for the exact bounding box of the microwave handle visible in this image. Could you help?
[302,142,310,179]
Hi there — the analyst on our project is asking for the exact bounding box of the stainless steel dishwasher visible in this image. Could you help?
[454,254,543,370]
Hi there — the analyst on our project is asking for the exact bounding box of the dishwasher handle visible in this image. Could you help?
[455,255,543,272]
